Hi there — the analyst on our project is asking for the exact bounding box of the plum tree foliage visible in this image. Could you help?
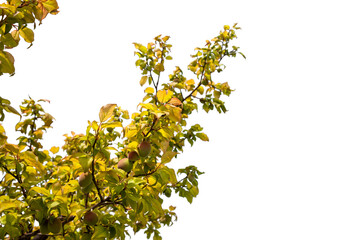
[0,1,245,239]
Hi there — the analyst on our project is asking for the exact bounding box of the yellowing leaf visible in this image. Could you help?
[196,132,209,141]
[161,151,177,164]
[29,186,50,196]
[102,121,122,129]
[168,106,182,122]
[138,103,157,111]
[19,27,34,43]
[20,151,45,173]
[140,75,148,86]
[214,90,221,99]
[4,143,19,154]
[125,127,138,139]
[157,90,173,103]
[154,63,164,72]
[168,97,182,107]
[0,201,17,213]
[99,104,116,122]
[0,50,15,74]
[41,0,59,13]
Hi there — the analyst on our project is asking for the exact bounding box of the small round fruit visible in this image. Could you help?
[128,151,140,162]
[138,141,151,157]
[83,211,98,226]
[78,172,92,188]
[117,158,132,172]
[47,218,62,234]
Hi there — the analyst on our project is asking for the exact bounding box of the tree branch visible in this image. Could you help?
[0,163,27,199]
[91,127,104,202]
[182,58,208,103]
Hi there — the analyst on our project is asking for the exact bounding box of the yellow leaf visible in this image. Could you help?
[125,127,138,139]
[138,103,157,111]
[102,121,122,128]
[144,87,154,94]
[99,104,116,122]
[140,75,148,86]
[50,146,59,154]
[0,202,17,213]
[168,106,182,122]
[186,79,195,85]
[157,90,173,103]
[29,186,50,196]
[162,36,170,42]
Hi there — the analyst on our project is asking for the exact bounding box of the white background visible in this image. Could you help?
[1,0,360,239]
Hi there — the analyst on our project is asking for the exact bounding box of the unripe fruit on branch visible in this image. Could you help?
[128,151,140,162]
[138,141,151,157]
[78,172,92,188]
[48,218,62,234]
[83,211,98,226]
[117,158,132,172]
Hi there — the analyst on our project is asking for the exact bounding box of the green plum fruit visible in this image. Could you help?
[128,151,140,161]
[138,141,151,157]
[78,172,92,188]
[117,158,132,172]
[83,211,98,226]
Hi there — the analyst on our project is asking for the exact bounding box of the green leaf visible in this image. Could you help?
[78,155,92,172]
[140,75,148,86]
[92,225,108,239]
[99,104,116,122]
[19,27,34,43]
[1,33,18,48]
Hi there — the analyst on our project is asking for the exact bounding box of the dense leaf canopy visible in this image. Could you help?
[0,1,245,239]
